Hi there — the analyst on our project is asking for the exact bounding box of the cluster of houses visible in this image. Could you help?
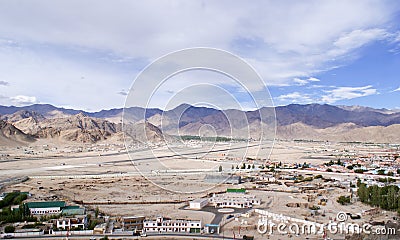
[6,187,260,236]
[23,200,87,230]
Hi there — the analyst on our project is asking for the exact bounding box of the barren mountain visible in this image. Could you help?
[277,123,400,143]
[0,110,45,122]
[124,121,164,143]
[2,103,400,143]
[10,112,164,144]
[14,113,118,143]
[0,120,34,146]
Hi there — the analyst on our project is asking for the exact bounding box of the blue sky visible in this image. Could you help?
[0,0,400,111]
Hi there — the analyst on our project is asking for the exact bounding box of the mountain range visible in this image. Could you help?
[1,103,400,145]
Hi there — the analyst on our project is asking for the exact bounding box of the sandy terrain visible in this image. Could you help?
[1,139,398,239]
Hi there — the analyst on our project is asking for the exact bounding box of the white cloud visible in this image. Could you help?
[293,77,320,86]
[10,95,37,105]
[276,92,313,104]
[327,28,388,58]
[0,1,398,109]
[321,85,377,103]
[0,43,131,111]
[393,86,400,92]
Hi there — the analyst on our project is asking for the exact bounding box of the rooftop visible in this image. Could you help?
[25,201,66,208]
[190,198,208,203]
[227,188,246,193]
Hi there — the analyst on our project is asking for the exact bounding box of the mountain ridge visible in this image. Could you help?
[2,103,400,127]
[2,103,400,144]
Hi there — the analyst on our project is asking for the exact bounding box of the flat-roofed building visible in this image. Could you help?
[189,198,208,210]
[209,192,260,208]
[55,216,87,230]
[204,224,220,234]
[94,223,107,234]
[143,216,201,233]
[122,216,145,232]
[25,201,66,215]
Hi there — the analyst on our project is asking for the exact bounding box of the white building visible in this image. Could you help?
[209,193,260,208]
[26,201,66,215]
[189,198,209,210]
[143,217,201,233]
[55,216,87,230]
[258,174,276,182]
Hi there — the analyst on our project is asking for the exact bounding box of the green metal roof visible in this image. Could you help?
[226,188,246,193]
[25,201,66,208]
[62,206,81,209]
[62,206,85,216]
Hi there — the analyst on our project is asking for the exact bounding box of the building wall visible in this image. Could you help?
[56,218,86,230]
[209,193,260,208]
[189,198,208,209]
[143,218,201,233]
[122,216,145,231]
[30,207,61,215]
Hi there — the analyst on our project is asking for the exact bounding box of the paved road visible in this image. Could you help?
[6,233,236,239]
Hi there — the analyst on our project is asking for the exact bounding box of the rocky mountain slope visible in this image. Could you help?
[0,120,34,146]
[1,103,400,143]
[1,112,164,144]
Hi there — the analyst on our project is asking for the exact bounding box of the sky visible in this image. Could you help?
[0,0,400,111]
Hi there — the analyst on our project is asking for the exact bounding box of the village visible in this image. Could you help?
[1,140,400,239]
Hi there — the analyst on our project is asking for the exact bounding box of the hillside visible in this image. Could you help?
[0,120,34,146]
[2,103,400,143]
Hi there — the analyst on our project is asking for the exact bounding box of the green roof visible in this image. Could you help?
[62,206,80,209]
[227,188,246,193]
[62,206,85,216]
[26,201,66,208]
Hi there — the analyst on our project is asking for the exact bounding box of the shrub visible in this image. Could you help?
[5,225,15,233]
[337,195,351,205]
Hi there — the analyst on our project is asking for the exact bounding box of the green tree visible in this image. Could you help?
[370,185,381,206]
[356,178,362,187]
[218,165,223,172]
[357,183,368,203]
[387,186,398,210]
[5,225,15,233]
[377,169,386,175]
[95,206,100,218]
[337,195,351,205]
[347,165,354,170]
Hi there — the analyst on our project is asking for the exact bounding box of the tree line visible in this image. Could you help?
[0,192,37,223]
[357,180,400,213]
